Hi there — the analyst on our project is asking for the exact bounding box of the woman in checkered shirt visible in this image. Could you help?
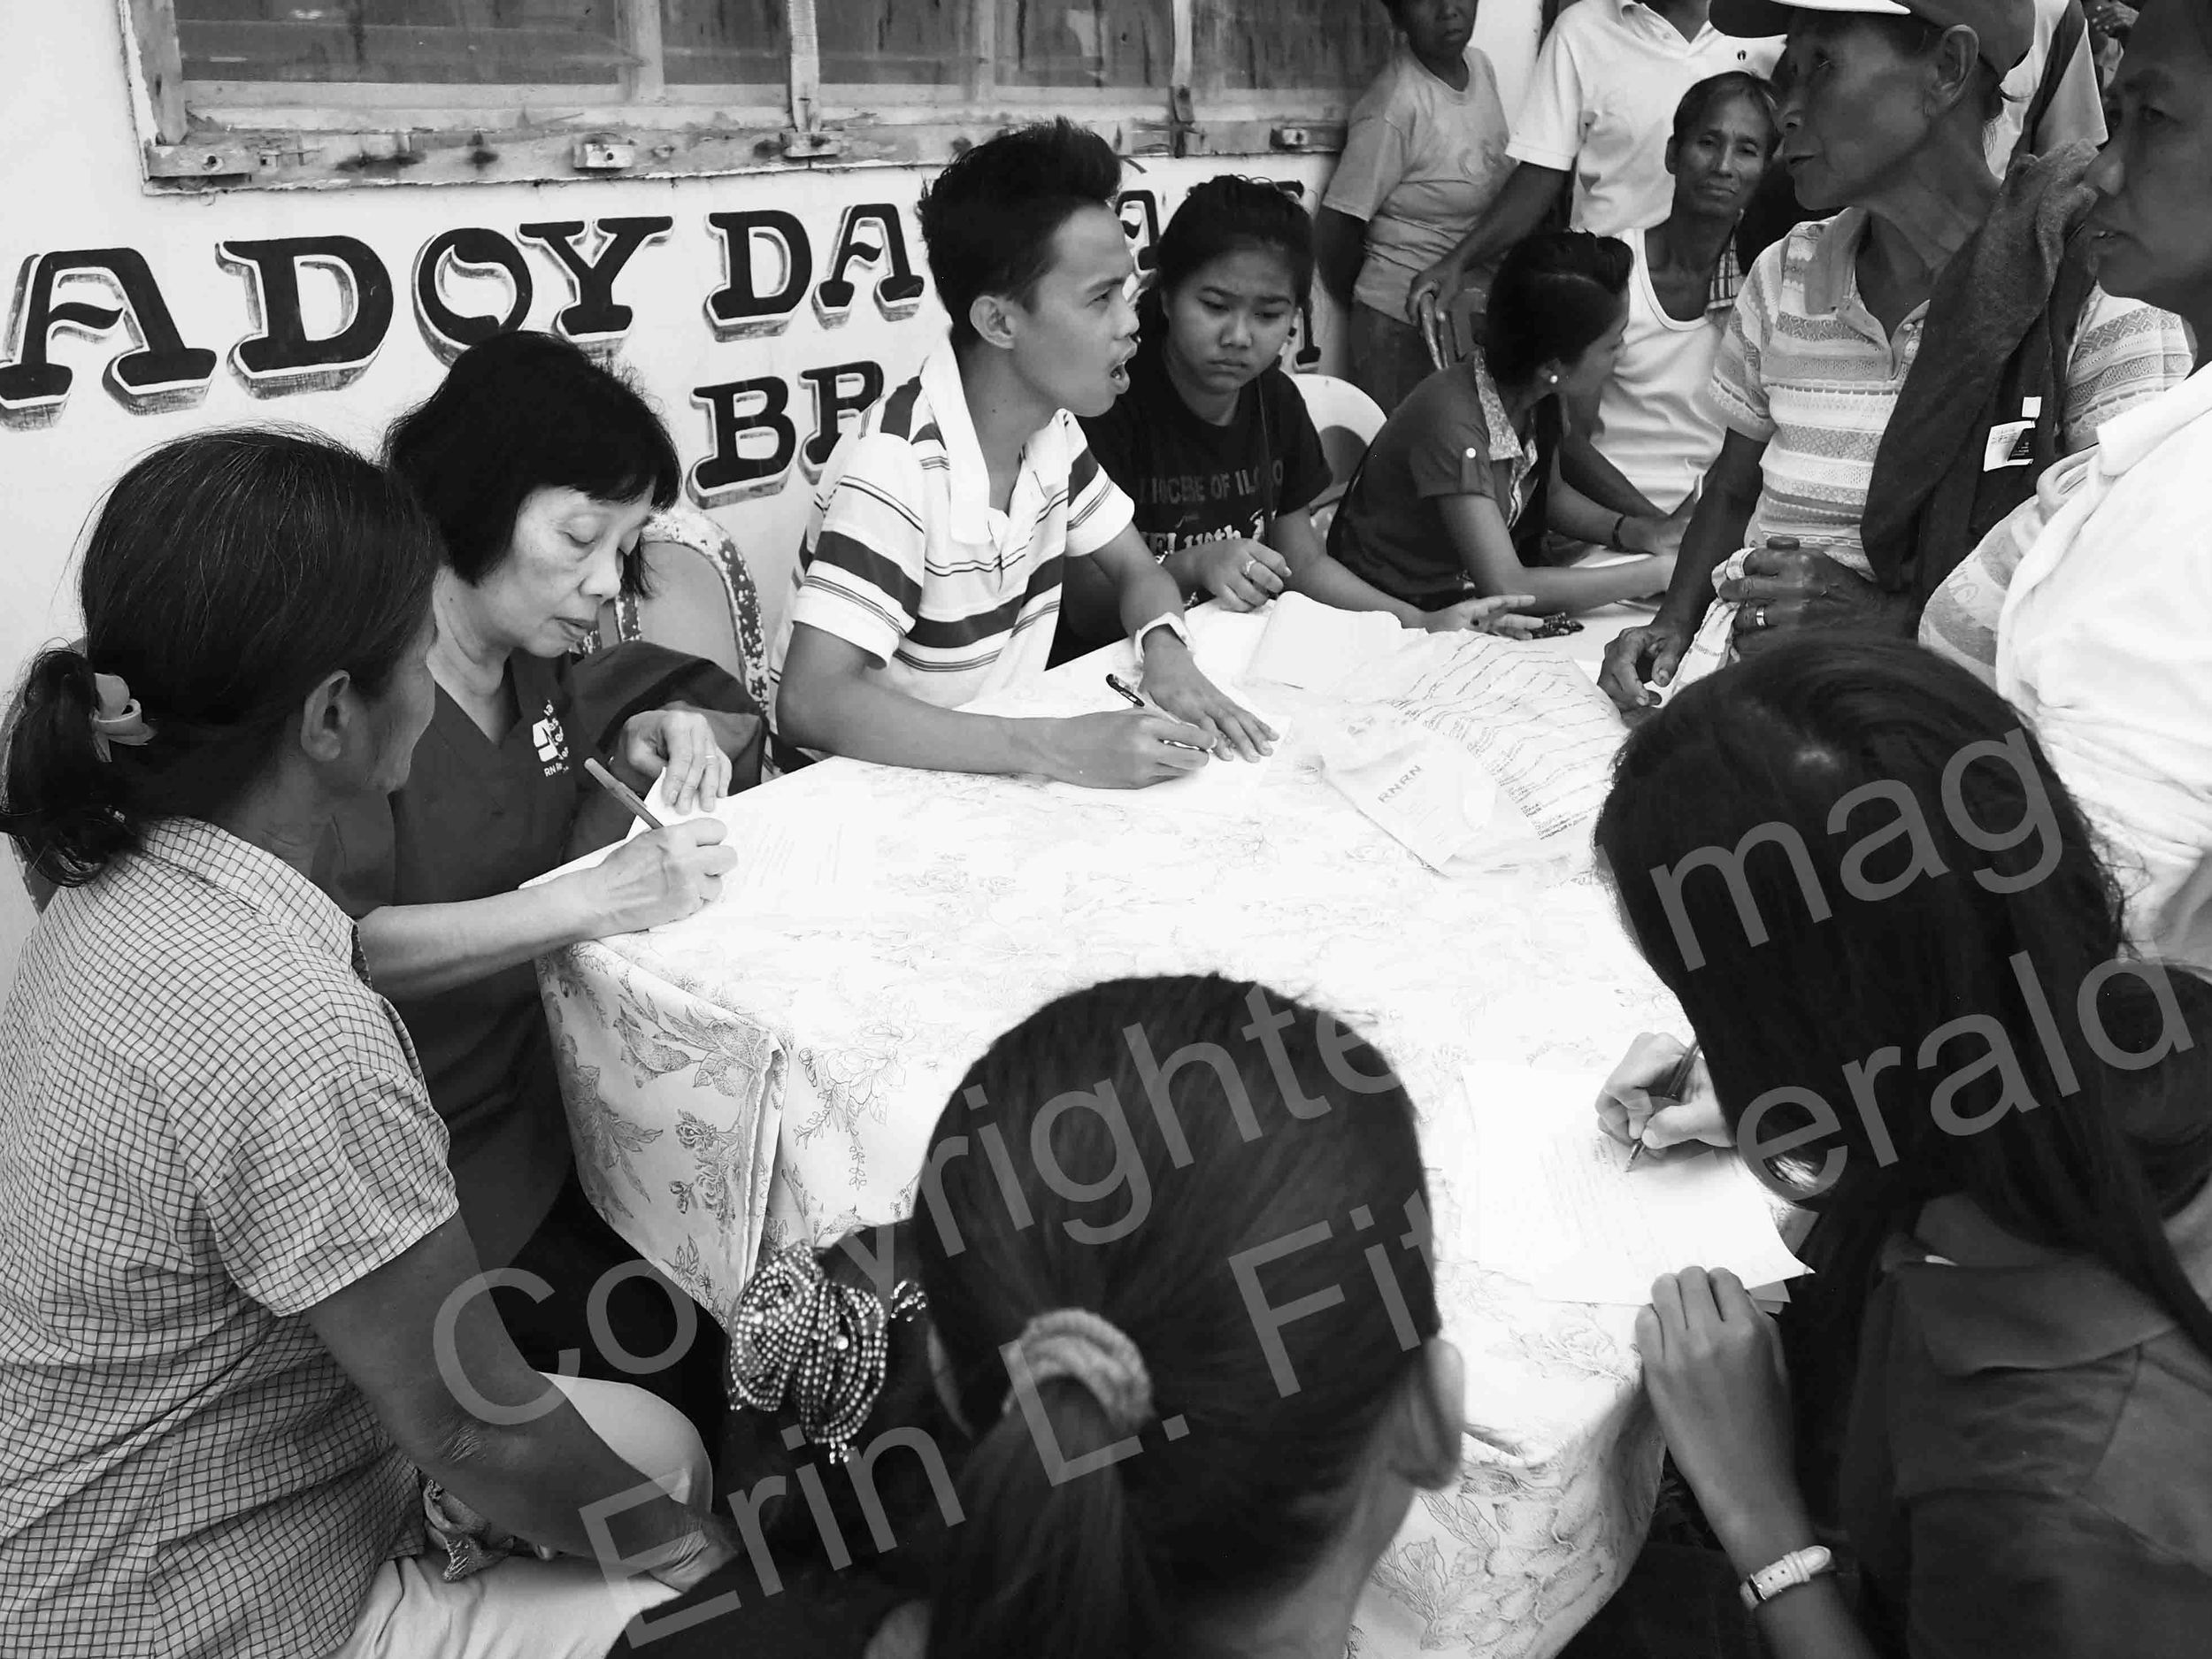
[0,429,740,1657]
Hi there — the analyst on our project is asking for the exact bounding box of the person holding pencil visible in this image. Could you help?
[314,334,758,1434]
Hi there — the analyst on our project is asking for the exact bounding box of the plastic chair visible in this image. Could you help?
[1289,373,1387,534]
[593,504,772,718]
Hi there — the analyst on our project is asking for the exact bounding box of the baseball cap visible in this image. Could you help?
[1707,0,2033,75]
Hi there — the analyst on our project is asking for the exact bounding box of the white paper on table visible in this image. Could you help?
[1245,592,1413,694]
[1383,636,1627,841]
[1319,716,1493,870]
[1459,1063,1809,1305]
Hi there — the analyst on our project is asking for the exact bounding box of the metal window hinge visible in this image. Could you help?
[780,127,845,160]
[144,141,265,180]
[1169,85,1203,157]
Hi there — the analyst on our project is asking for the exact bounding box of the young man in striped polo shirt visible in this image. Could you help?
[768,120,1275,787]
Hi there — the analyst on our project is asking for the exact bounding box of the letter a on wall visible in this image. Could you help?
[0,250,218,426]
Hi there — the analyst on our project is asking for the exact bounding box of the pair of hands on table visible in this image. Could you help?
[1049,638,1277,789]
[1179,535,1540,638]
[1598,539,1911,711]
[1595,1033,1816,1571]
[584,709,741,933]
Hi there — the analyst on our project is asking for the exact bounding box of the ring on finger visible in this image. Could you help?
[1241,555,1258,580]
[1754,603,1769,630]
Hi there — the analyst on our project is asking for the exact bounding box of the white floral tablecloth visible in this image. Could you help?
[540,614,1681,1657]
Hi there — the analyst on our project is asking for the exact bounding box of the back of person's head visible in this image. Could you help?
[0,427,439,887]
[1141,174,1316,337]
[1482,231,1633,389]
[917,974,1451,1659]
[384,329,679,588]
[917,119,1123,351]
[1671,70,1781,150]
[1595,638,2212,1357]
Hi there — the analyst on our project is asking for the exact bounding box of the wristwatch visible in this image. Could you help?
[1739,1545,1835,1611]
[1133,611,1191,666]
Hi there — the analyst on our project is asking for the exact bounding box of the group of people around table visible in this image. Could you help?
[3,0,2212,1649]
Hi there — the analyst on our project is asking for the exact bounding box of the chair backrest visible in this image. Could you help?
[1288,373,1387,534]
[593,505,773,715]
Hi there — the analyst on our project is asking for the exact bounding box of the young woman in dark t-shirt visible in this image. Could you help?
[1055,174,1538,661]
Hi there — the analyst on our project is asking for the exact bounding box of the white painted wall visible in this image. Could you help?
[0,0,1542,986]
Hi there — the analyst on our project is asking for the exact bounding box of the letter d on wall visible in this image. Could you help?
[219,236,394,396]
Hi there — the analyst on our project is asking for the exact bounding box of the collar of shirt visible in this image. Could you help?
[1615,0,1722,46]
[2097,358,2212,475]
[918,336,1071,546]
[136,817,363,976]
[1883,1179,2212,1376]
[1470,353,1532,465]
[1800,208,1875,317]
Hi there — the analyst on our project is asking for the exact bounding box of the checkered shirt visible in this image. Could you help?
[0,819,457,1657]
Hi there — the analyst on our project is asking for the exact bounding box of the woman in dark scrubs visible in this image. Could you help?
[317,331,759,1428]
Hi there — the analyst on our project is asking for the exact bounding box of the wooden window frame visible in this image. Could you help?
[120,0,1366,193]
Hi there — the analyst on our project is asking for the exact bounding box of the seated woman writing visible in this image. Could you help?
[319,331,757,1425]
[1595,638,2212,1655]
[1601,0,2189,711]
[609,975,1465,1659]
[0,431,739,1655]
[1055,173,1535,663]
[1326,231,1689,616]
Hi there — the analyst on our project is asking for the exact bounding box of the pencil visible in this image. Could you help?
[1626,1041,1700,1171]
[584,757,667,831]
[1105,672,1211,752]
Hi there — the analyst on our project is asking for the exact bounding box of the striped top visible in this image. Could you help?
[767,340,1136,718]
[1713,209,2193,577]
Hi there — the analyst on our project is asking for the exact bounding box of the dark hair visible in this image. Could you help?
[1482,230,1634,390]
[918,975,1439,1659]
[1671,70,1781,150]
[1140,174,1316,342]
[384,330,679,594]
[917,119,1124,351]
[1594,639,2212,1367]
[0,428,439,887]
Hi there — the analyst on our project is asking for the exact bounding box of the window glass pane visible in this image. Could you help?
[660,0,787,86]
[818,0,973,86]
[1206,0,1394,90]
[176,2,630,86]
[999,0,1172,89]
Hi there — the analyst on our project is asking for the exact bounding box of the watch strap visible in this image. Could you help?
[1739,1545,1834,1612]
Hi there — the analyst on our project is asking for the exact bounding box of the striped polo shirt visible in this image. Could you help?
[767,339,1135,718]
[1712,209,2192,577]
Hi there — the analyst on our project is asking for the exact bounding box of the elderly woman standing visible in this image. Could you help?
[1600,0,2190,712]
[1924,0,2212,968]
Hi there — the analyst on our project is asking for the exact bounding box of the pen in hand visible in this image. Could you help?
[1626,1041,1700,1171]
[584,757,667,832]
[1105,672,1211,753]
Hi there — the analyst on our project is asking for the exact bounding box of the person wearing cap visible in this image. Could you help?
[1924,0,2212,972]
[1596,0,2192,713]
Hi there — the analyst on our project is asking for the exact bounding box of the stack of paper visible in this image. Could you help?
[1455,1063,1808,1306]
[1244,592,1417,695]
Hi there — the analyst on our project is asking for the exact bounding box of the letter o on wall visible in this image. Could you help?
[413,228,534,364]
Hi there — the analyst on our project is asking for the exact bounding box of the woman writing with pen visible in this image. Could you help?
[314,334,760,1432]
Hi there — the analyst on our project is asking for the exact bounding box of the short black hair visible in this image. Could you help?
[1483,230,1634,389]
[1671,70,1780,150]
[384,330,680,592]
[917,119,1124,349]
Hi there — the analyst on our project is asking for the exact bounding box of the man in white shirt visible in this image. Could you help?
[1406,0,1783,328]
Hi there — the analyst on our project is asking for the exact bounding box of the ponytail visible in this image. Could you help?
[928,1380,1164,1659]
[0,648,132,886]
[0,428,441,887]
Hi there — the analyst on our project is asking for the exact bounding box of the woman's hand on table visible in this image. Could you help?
[1599,619,1694,712]
[1042,710,1217,789]
[1719,538,1914,655]
[1597,1032,1729,1156]
[1420,593,1541,636]
[1618,491,1699,563]
[1173,538,1291,612]
[581,820,738,934]
[1140,646,1277,762]
[1638,1267,1816,1566]
[618,709,731,814]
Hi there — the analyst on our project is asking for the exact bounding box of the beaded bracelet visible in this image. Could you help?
[728,1242,927,1464]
